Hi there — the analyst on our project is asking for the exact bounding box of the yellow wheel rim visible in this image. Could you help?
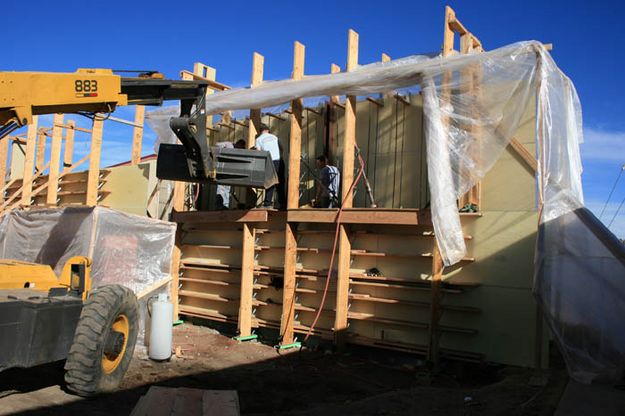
[102,314,129,374]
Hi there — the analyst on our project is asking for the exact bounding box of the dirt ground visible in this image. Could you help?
[0,322,567,415]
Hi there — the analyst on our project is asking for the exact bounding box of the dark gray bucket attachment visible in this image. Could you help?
[156,143,278,189]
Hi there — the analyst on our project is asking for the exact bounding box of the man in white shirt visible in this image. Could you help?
[255,123,285,208]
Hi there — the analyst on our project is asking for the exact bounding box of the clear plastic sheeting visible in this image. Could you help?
[535,208,625,383]
[0,206,176,293]
[0,206,176,344]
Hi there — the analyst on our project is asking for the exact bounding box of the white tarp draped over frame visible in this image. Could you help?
[147,41,625,382]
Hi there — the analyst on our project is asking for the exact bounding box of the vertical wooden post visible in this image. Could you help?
[36,129,46,172]
[443,6,455,56]
[131,105,145,165]
[85,117,103,206]
[238,224,256,337]
[63,120,75,172]
[0,136,9,191]
[280,41,305,346]
[21,116,39,205]
[427,5,456,368]
[248,52,264,149]
[327,64,341,161]
[427,243,444,366]
[237,53,265,336]
[46,114,64,205]
[335,29,359,348]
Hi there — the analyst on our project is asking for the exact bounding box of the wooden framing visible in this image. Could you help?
[20,116,39,205]
[280,41,305,346]
[63,120,75,171]
[335,29,359,347]
[46,114,64,205]
[0,135,8,190]
[85,117,103,206]
[131,105,145,165]
[247,52,264,149]
[36,128,46,172]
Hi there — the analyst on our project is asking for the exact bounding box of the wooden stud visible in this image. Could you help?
[0,136,9,192]
[238,224,256,336]
[280,41,305,346]
[63,120,75,171]
[36,129,46,172]
[237,54,264,337]
[171,226,183,320]
[248,52,264,149]
[335,29,359,348]
[85,117,103,206]
[131,105,145,164]
[427,243,444,367]
[46,114,64,205]
[20,116,38,205]
[509,138,538,173]
[443,6,456,56]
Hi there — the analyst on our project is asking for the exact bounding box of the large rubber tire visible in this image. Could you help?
[64,285,139,397]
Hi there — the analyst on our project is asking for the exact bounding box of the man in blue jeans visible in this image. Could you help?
[255,123,285,208]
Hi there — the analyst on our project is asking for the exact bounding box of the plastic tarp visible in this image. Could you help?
[0,206,176,342]
[145,41,625,382]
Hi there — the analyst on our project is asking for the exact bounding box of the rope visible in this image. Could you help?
[599,164,625,220]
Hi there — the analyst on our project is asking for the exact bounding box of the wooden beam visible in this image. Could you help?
[238,224,255,337]
[443,6,455,56]
[381,53,391,63]
[287,208,431,225]
[330,63,341,105]
[171,226,182,320]
[63,120,75,171]
[172,209,268,224]
[131,105,145,164]
[335,29,359,348]
[0,140,8,194]
[20,116,38,205]
[85,117,103,206]
[36,129,46,172]
[508,138,538,173]
[248,52,264,149]
[46,114,64,205]
[179,69,230,91]
[281,41,305,347]
[427,243,444,368]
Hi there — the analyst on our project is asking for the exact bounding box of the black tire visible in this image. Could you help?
[64,284,139,397]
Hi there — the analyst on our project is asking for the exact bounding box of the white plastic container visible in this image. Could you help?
[148,293,173,361]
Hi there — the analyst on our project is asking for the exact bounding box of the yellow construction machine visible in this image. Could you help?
[0,256,138,396]
[0,68,276,396]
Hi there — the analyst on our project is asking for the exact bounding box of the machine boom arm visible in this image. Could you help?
[0,68,276,187]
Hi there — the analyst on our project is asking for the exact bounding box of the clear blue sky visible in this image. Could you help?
[5,0,625,235]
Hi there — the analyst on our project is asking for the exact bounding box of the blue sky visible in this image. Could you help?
[4,0,625,236]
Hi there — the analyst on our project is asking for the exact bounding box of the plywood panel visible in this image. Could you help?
[98,163,150,215]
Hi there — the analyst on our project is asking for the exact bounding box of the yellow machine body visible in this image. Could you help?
[0,256,92,300]
[0,69,127,127]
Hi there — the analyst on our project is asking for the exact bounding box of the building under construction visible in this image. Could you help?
[0,5,623,415]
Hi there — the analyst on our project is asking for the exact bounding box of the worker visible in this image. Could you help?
[215,141,234,210]
[255,123,285,209]
[234,139,246,149]
[313,155,340,208]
